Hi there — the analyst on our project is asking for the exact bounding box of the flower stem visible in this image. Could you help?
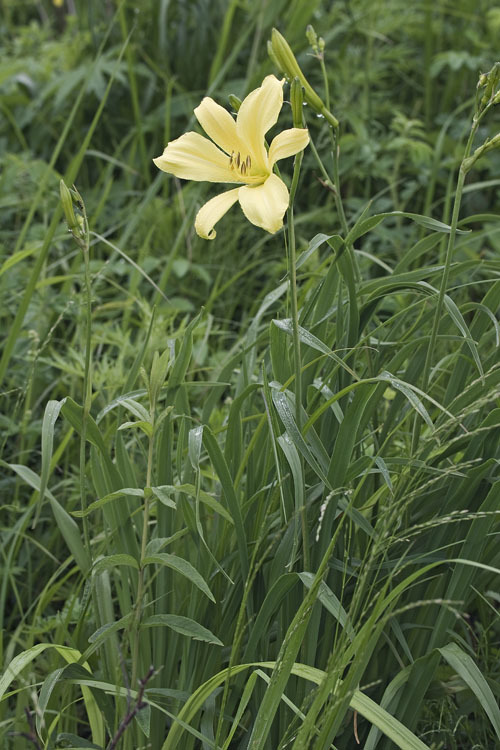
[288,150,310,571]
[411,120,479,453]
[131,418,155,689]
[79,206,92,563]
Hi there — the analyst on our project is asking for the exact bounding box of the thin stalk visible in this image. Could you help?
[288,152,303,424]
[329,128,349,237]
[131,415,155,689]
[288,149,310,573]
[319,55,330,112]
[79,209,92,559]
[411,121,480,454]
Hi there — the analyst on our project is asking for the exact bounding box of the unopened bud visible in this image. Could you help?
[228,94,242,112]
[290,77,304,128]
[267,40,281,72]
[60,180,78,231]
[270,28,339,127]
[306,25,319,51]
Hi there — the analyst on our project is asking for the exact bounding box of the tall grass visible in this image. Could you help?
[1,1,499,748]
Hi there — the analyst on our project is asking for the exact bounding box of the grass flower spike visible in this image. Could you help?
[154,75,309,239]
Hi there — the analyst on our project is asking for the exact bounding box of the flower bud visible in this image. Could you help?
[267,40,282,72]
[290,77,304,128]
[270,28,339,128]
[228,94,242,112]
[60,180,78,231]
[270,29,323,110]
[306,25,319,51]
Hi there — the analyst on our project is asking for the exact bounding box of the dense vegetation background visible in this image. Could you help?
[1,0,499,748]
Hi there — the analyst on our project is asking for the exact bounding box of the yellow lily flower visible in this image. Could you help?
[153,75,309,239]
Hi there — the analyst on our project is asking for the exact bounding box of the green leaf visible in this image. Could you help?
[118,419,153,437]
[442,293,484,379]
[38,400,65,521]
[142,553,215,602]
[346,210,469,246]
[439,642,500,741]
[272,318,359,380]
[161,660,430,750]
[61,397,108,454]
[298,572,355,640]
[150,486,177,509]
[4,461,90,572]
[92,554,139,575]
[88,614,132,645]
[168,311,202,390]
[154,484,232,522]
[144,615,223,645]
[54,734,102,749]
[119,397,151,423]
[72,487,144,517]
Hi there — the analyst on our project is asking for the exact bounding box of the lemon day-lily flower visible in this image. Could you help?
[153,75,309,239]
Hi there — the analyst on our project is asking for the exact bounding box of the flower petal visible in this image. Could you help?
[236,75,284,170]
[153,132,240,183]
[268,127,309,168]
[194,97,241,156]
[194,188,240,240]
[238,174,289,234]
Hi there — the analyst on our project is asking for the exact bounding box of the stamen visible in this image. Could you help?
[229,151,234,168]
[246,155,251,170]
[236,152,241,168]
[241,162,246,175]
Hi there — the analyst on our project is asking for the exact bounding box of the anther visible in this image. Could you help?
[246,155,251,170]
[236,152,241,168]
[241,162,246,175]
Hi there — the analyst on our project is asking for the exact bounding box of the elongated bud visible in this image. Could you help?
[290,77,304,128]
[60,180,78,231]
[271,29,322,109]
[267,40,281,72]
[270,28,339,128]
[228,94,242,112]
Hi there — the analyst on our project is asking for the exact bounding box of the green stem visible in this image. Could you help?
[329,128,349,237]
[131,417,155,689]
[410,121,479,453]
[288,150,310,572]
[80,213,92,562]
[288,152,303,425]
[319,56,330,112]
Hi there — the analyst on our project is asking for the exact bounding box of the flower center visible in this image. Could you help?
[229,151,252,178]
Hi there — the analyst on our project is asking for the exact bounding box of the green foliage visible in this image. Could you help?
[1,1,500,749]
